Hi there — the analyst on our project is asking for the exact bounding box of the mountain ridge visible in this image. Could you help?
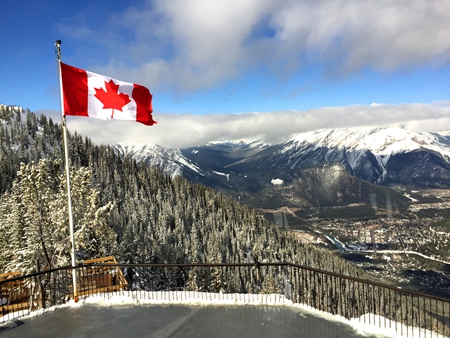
[115,126,450,188]
[111,126,450,212]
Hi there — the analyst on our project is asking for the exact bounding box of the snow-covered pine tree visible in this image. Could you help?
[0,159,116,274]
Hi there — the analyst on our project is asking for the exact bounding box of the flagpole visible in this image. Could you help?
[55,40,79,302]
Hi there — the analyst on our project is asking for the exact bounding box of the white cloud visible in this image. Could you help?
[57,0,450,93]
[268,0,450,75]
[43,103,450,149]
[49,1,450,149]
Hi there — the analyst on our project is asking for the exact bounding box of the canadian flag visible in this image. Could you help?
[60,62,156,126]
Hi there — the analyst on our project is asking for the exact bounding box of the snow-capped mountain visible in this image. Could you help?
[112,143,204,179]
[237,127,450,186]
[115,127,450,192]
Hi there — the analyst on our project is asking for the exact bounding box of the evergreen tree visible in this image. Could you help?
[0,159,116,273]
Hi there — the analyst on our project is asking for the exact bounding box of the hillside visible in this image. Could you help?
[0,105,364,279]
[111,120,450,297]
[114,127,450,214]
[2,105,449,298]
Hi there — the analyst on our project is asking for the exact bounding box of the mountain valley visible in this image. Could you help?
[1,104,449,298]
[114,128,450,297]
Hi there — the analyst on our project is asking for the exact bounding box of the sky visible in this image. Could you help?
[1,0,450,149]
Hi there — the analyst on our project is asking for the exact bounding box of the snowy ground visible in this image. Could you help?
[1,291,447,338]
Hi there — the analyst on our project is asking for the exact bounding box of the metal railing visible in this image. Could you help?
[1,262,449,337]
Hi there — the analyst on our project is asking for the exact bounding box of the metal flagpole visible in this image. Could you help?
[55,40,79,302]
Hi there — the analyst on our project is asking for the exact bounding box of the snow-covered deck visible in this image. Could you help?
[1,291,443,338]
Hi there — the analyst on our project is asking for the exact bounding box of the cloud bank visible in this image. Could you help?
[39,102,450,149]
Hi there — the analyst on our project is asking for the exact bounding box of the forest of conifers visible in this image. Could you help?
[0,104,365,279]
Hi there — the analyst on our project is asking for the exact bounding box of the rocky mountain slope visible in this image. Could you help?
[113,127,450,212]
[182,127,450,188]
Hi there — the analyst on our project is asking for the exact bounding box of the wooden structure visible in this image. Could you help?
[78,256,128,296]
[0,271,31,316]
[1,256,128,316]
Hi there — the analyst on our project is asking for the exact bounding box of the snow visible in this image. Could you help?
[324,234,347,250]
[177,156,204,176]
[279,127,450,184]
[0,292,292,325]
[403,193,418,202]
[213,171,230,181]
[350,314,448,338]
[288,127,450,158]
[81,291,292,306]
[114,142,204,177]
[2,291,441,337]
[271,178,283,185]
[208,139,268,147]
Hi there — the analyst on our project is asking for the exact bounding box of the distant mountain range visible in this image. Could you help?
[113,127,450,211]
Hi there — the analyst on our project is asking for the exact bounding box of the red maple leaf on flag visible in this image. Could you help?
[94,80,131,118]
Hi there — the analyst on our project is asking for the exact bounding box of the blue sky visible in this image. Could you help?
[1,0,450,148]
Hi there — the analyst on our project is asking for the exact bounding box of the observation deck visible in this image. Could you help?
[1,261,449,337]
